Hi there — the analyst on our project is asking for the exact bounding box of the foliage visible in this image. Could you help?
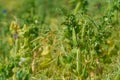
[0,0,120,80]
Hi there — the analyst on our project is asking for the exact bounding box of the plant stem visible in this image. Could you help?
[15,39,18,54]
[81,24,85,42]
[76,48,80,75]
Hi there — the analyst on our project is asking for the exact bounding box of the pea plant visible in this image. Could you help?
[60,1,119,79]
[0,0,120,80]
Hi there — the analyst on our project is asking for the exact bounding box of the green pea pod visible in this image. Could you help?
[72,27,77,47]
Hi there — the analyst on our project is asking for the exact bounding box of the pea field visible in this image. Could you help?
[0,0,120,80]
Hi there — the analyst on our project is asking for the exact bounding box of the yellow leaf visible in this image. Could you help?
[8,36,13,46]
[41,45,51,56]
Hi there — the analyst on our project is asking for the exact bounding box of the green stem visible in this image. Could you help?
[76,48,80,75]
[81,24,85,42]
[14,39,18,54]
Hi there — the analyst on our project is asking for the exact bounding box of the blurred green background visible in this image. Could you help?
[0,0,120,80]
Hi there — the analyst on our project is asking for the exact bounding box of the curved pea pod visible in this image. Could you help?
[39,58,52,69]
[72,27,77,47]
